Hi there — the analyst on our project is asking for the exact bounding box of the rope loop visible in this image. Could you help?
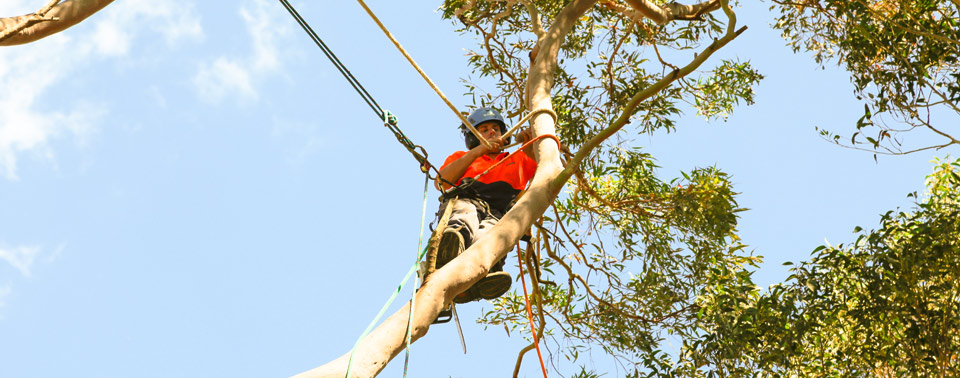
[503,108,560,140]
[527,108,558,123]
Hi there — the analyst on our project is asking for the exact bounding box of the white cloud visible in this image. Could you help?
[193,0,290,103]
[0,0,203,180]
[0,245,41,278]
[242,1,283,72]
[0,37,103,180]
[194,58,258,102]
[92,0,204,56]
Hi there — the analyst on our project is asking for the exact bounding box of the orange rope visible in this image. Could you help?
[440,134,562,194]
[516,243,548,378]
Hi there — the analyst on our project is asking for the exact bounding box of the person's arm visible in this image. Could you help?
[438,138,504,190]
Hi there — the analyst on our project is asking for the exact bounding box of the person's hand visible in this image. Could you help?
[473,137,504,155]
[516,127,535,144]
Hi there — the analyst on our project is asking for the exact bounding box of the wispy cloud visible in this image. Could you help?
[194,58,258,103]
[0,42,104,180]
[0,245,40,278]
[193,0,290,104]
[0,242,64,319]
[91,0,204,56]
[0,0,203,180]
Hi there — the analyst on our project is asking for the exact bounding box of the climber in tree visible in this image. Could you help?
[436,107,536,303]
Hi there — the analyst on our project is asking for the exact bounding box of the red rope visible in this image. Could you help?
[516,243,548,378]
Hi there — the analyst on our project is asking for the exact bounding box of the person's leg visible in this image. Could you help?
[471,210,499,244]
[437,199,481,268]
[453,209,512,303]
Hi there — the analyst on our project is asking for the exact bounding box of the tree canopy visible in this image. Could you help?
[442,0,766,375]
[707,157,960,376]
[770,0,960,155]
[2,1,957,378]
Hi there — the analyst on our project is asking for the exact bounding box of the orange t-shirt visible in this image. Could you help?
[440,151,537,213]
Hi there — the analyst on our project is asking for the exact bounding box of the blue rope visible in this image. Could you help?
[344,176,431,378]
[403,174,430,376]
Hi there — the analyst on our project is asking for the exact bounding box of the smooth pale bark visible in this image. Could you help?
[293,1,597,378]
[0,0,113,46]
[623,0,720,25]
[296,0,743,376]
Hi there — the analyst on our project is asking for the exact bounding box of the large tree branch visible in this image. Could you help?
[519,0,545,38]
[0,0,113,46]
[849,0,960,46]
[298,0,745,375]
[564,0,744,176]
[294,1,597,377]
[623,0,721,25]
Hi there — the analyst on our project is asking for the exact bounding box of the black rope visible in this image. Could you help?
[278,0,458,188]
[278,0,383,120]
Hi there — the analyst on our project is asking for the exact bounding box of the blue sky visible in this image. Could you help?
[0,1,954,377]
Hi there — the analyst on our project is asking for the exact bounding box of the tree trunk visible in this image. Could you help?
[293,1,598,377]
[0,0,114,46]
[295,0,745,375]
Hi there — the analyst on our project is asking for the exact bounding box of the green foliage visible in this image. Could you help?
[437,1,767,376]
[771,0,960,154]
[702,158,960,376]
[690,60,764,121]
[433,1,959,376]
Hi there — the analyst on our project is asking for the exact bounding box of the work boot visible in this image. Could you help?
[454,271,512,304]
[436,227,464,268]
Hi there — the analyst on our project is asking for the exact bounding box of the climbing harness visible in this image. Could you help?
[440,134,563,196]
[279,1,564,376]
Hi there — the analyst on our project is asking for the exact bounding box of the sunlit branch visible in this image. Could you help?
[624,0,721,25]
[563,0,745,182]
[600,0,657,35]
[0,0,114,46]
[479,25,526,103]
[605,21,635,101]
[552,207,659,323]
[840,16,960,150]
[850,0,960,46]
[519,0,545,38]
[0,0,61,44]
[512,343,538,378]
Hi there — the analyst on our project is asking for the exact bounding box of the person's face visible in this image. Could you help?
[476,121,502,141]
